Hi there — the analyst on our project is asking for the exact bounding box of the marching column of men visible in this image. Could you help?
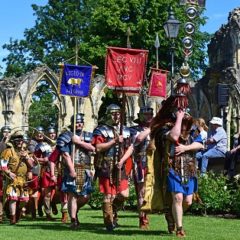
[0,102,200,238]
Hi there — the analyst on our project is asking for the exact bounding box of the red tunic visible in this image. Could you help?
[92,135,128,195]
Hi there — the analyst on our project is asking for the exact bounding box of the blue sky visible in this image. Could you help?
[0,0,47,67]
[202,0,240,33]
[0,0,239,70]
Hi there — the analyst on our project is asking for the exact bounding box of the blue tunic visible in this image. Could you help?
[61,169,93,196]
[57,129,94,196]
[167,136,202,195]
[167,168,197,195]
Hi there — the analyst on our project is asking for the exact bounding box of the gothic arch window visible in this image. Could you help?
[28,79,59,130]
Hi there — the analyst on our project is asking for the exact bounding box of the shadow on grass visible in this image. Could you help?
[90,214,137,219]
[86,227,170,237]
[14,220,171,236]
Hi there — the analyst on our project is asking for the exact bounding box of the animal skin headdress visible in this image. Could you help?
[150,77,191,138]
[173,77,191,109]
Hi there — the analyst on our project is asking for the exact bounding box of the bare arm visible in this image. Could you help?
[230,145,240,154]
[95,135,123,153]
[167,110,185,142]
[26,157,34,169]
[33,154,48,164]
[175,142,204,155]
[50,161,56,177]
[205,138,216,145]
[50,161,57,182]
[62,152,76,178]
[135,128,150,144]
[117,144,134,168]
[72,135,95,152]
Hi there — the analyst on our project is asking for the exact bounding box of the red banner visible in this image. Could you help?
[148,68,168,98]
[105,47,148,93]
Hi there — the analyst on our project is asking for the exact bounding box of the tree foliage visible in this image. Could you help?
[2,0,211,79]
[28,80,59,130]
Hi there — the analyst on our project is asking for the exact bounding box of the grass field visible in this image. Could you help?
[1,206,239,240]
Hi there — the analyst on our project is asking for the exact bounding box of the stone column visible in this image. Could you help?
[2,87,15,125]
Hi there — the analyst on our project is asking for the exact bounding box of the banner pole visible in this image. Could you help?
[117,29,132,185]
[71,39,79,167]
[155,33,160,70]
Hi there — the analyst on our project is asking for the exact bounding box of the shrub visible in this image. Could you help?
[88,180,103,210]
[191,171,234,215]
[231,176,240,216]
[89,172,240,216]
[125,179,137,210]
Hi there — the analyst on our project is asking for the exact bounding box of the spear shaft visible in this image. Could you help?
[155,33,160,69]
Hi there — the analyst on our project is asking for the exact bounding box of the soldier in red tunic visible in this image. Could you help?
[29,127,54,220]
[92,104,134,231]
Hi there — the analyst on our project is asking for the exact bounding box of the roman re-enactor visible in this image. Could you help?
[92,104,134,231]
[0,130,33,224]
[41,126,59,219]
[0,125,11,223]
[49,142,69,223]
[50,113,95,229]
[47,126,68,223]
[28,126,53,220]
[142,79,203,237]
[130,106,154,229]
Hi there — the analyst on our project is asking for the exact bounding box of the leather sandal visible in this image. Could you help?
[176,227,186,238]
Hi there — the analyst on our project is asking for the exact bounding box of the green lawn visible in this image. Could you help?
[1,206,239,240]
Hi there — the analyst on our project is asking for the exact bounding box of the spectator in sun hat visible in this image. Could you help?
[196,116,227,175]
